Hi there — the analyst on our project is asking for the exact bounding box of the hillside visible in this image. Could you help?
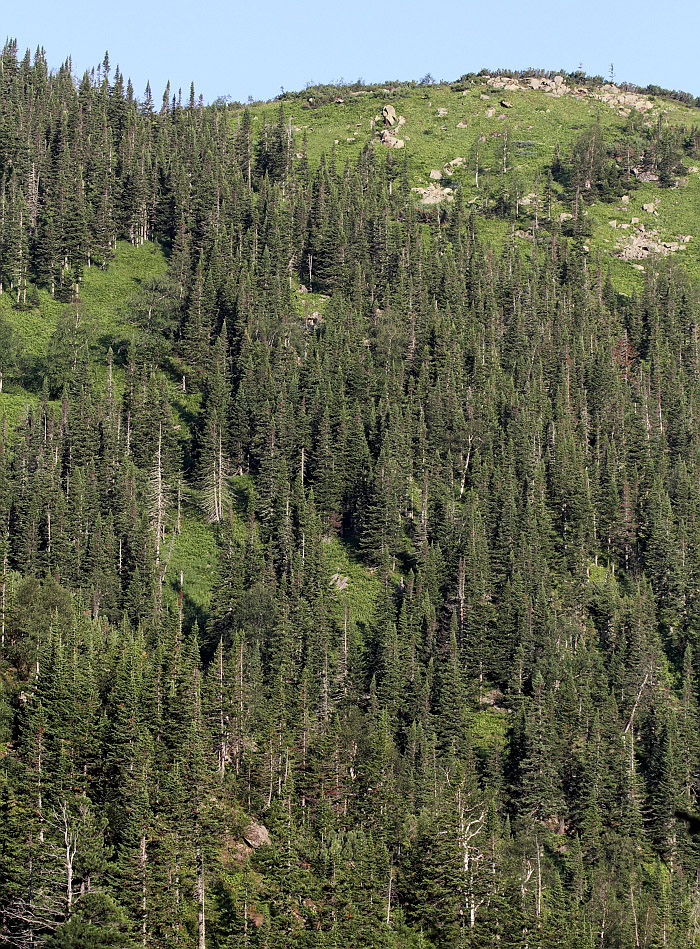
[2,47,700,948]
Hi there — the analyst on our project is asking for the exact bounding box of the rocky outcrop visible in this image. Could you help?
[243,821,271,849]
[380,129,404,148]
[382,104,397,127]
[616,225,692,260]
[483,75,660,113]
[411,184,454,204]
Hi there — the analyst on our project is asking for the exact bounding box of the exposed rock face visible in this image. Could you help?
[484,74,658,112]
[382,104,397,127]
[243,821,271,849]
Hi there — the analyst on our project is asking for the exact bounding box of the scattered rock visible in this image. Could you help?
[485,108,495,118]
[444,157,466,173]
[429,169,443,180]
[457,121,469,128]
[631,217,639,225]
[500,99,513,109]
[617,227,691,260]
[609,220,617,228]
[437,107,448,117]
[621,195,630,204]
[380,129,404,148]
[243,821,271,849]
[330,573,349,592]
[559,212,573,222]
[642,202,657,214]
[382,104,397,127]
[411,184,454,204]
[480,93,490,100]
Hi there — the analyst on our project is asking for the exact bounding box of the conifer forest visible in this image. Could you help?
[4,42,700,948]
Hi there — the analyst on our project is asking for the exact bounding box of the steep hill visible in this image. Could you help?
[3,50,700,948]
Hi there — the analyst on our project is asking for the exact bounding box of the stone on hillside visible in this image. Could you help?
[631,217,639,225]
[621,195,630,204]
[609,220,617,228]
[243,821,271,849]
[457,121,469,128]
[642,202,657,214]
[500,100,513,108]
[559,212,573,222]
[382,104,397,127]
[429,169,443,180]
[480,93,490,100]
[437,107,448,117]
[411,184,454,204]
[380,129,404,148]
[485,108,495,118]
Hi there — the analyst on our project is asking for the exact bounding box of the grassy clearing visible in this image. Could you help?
[0,241,168,434]
[246,79,700,294]
[162,503,219,625]
[324,536,380,637]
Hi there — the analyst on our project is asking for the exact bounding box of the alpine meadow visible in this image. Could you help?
[4,41,700,948]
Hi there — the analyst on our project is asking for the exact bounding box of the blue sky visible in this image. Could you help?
[6,0,700,104]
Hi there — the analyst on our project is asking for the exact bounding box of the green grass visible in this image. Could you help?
[0,241,168,435]
[244,78,700,294]
[162,504,219,623]
[471,706,510,754]
[324,536,380,636]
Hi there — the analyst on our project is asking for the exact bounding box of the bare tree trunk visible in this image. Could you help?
[197,847,205,949]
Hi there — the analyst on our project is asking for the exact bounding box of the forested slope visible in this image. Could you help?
[2,42,700,948]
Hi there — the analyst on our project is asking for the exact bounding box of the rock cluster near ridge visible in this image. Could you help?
[484,75,659,114]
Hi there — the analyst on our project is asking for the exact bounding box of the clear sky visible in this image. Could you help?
[5,0,700,105]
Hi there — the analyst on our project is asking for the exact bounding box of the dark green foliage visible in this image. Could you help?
[3,39,700,949]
